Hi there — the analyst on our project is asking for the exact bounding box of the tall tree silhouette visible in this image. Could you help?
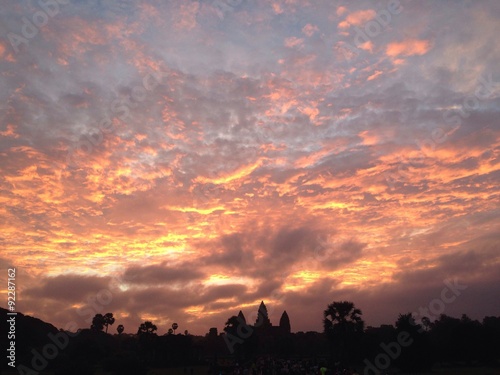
[395,313,433,371]
[137,321,158,366]
[103,312,115,333]
[323,301,364,364]
[137,321,158,335]
[172,322,178,334]
[224,314,251,356]
[224,315,241,337]
[91,313,105,331]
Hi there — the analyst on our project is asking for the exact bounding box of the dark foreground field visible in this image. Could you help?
[397,367,500,375]
[3,365,500,375]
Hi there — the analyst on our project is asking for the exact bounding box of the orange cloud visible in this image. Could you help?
[0,124,20,138]
[339,9,376,29]
[358,130,380,144]
[386,39,432,57]
[359,40,374,52]
[299,105,320,122]
[194,160,264,185]
[367,70,383,81]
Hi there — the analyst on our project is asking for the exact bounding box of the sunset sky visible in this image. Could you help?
[0,0,499,336]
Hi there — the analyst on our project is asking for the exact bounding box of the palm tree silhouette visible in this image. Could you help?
[323,301,364,364]
[91,313,105,331]
[324,301,363,329]
[137,321,158,335]
[103,312,115,333]
[224,316,241,336]
[117,324,124,335]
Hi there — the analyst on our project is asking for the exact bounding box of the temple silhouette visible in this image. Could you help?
[239,301,291,335]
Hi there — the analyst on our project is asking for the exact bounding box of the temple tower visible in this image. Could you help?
[279,310,291,334]
[255,301,272,328]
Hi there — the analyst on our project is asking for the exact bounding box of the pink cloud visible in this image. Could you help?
[386,39,432,57]
[336,6,348,17]
[272,3,284,14]
[302,24,319,37]
[359,40,374,52]
[284,37,305,48]
[173,2,200,30]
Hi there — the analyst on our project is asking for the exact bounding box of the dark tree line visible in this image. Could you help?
[321,301,500,372]
[2,303,499,375]
[91,312,115,333]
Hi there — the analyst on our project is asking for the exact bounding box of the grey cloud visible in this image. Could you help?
[322,239,366,269]
[123,262,205,285]
[198,283,247,304]
[24,274,111,302]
